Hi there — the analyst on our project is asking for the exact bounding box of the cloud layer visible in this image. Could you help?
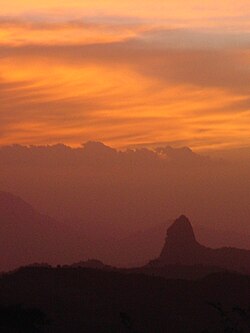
[0,1,249,150]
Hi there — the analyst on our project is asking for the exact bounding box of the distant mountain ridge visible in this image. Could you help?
[149,215,250,274]
[1,141,250,259]
[1,190,250,273]
[0,191,74,271]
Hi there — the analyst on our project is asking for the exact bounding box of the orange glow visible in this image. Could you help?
[0,21,148,46]
[0,1,249,150]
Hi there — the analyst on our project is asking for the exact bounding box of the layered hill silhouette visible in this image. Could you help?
[0,191,78,270]
[1,195,250,332]
[148,215,250,274]
[0,190,163,270]
[1,190,250,273]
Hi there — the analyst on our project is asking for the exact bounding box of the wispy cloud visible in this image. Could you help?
[0,1,249,149]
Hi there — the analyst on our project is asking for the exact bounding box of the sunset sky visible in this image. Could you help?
[1,1,249,150]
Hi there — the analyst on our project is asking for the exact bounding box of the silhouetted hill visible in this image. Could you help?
[0,191,76,271]
[70,259,113,270]
[0,266,249,332]
[149,215,250,274]
[1,190,250,273]
[129,264,232,280]
[0,189,163,269]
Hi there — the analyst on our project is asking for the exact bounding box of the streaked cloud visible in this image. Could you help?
[0,1,249,150]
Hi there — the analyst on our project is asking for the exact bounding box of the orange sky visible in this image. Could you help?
[0,1,249,150]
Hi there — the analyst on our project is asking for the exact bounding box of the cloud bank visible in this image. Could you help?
[0,1,249,150]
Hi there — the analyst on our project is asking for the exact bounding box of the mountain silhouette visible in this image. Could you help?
[1,190,250,273]
[149,215,250,274]
[1,143,250,264]
[0,191,74,271]
[70,259,112,270]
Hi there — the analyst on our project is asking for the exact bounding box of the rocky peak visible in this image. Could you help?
[158,215,201,264]
[148,215,250,273]
[166,215,197,245]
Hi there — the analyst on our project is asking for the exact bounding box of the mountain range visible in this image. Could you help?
[1,190,250,272]
[1,191,250,332]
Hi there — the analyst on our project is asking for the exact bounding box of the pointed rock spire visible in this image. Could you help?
[166,215,196,244]
[158,215,201,264]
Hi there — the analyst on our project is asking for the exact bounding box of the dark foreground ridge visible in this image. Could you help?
[148,215,250,274]
[0,266,250,333]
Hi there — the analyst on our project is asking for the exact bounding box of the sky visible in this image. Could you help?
[0,0,250,150]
